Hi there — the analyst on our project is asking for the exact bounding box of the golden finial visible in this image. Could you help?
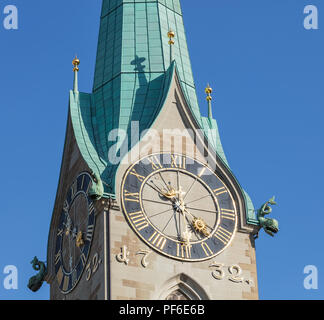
[168,29,175,45]
[206,84,213,119]
[72,56,80,72]
[72,55,80,93]
[205,84,213,101]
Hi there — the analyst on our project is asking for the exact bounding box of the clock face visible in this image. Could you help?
[121,153,237,262]
[54,173,95,293]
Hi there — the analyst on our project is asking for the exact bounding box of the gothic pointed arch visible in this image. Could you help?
[158,273,210,301]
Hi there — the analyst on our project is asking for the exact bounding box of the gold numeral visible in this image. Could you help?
[148,232,167,250]
[88,202,94,213]
[177,243,192,259]
[124,190,140,203]
[201,242,213,257]
[62,275,70,292]
[214,226,232,245]
[148,155,163,171]
[198,167,207,178]
[54,252,61,265]
[57,228,64,237]
[129,211,149,231]
[130,168,145,182]
[220,208,236,221]
[213,186,228,196]
[170,155,186,169]
[56,266,63,285]
[86,225,94,241]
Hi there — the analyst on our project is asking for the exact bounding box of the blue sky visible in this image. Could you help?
[0,0,323,300]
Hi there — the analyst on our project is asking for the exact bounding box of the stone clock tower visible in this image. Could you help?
[44,0,263,300]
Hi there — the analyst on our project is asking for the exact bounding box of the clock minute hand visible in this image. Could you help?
[147,180,167,196]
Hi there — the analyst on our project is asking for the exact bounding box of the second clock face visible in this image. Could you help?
[121,153,237,262]
[54,173,95,293]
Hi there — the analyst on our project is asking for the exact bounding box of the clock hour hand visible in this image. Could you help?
[183,208,211,237]
[63,216,84,248]
[76,231,84,248]
[148,180,178,200]
[63,216,73,236]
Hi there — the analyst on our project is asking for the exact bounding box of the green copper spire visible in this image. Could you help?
[93,0,201,123]
[67,0,258,224]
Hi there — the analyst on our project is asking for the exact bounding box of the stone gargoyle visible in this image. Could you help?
[88,171,104,201]
[256,196,279,238]
[27,257,47,292]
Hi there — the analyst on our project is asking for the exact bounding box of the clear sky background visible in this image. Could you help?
[0,0,323,300]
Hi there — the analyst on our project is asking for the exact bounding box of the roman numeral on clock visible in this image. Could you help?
[220,208,236,221]
[130,168,145,182]
[86,225,94,241]
[170,155,186,169]
[88,202,94,214]
[198,166,207,178]
[129,211,149,231]
[177,243,192,259]
[124,190,140,203]
[62,275,70,292]
[54,252,61,265]
[213,186,228,196]
[201,242,213,257]
[148,231,167,250]
[148,155,163,171]
[56,266,63,286]
[214,226,232,245]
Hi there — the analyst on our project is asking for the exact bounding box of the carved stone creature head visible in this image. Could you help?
[263,218,279,237]
[89,171,104,200]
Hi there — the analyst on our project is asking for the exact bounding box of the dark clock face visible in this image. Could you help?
[121,153,237,262]
[54,172,95,293]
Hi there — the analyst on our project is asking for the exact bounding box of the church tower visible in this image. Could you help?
[45,0,263,300]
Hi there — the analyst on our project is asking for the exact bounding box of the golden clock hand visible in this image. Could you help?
[76,231,84,248]
[162,187,177,199]
[150,179,180,201]
[184,208,211,237]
